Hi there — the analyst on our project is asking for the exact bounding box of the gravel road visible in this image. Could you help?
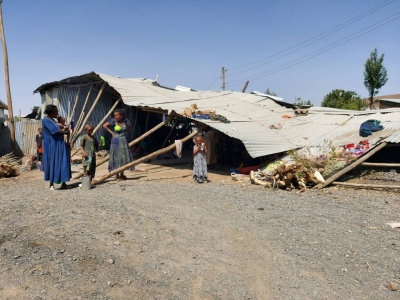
[1,171,400,299]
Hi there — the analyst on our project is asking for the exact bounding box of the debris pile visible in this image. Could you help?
[248,143,359,191]
[250,163,324,191]
[0,153,20,178]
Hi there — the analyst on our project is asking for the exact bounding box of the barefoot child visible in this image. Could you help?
[79,125,99,178]
[193,136,207,183]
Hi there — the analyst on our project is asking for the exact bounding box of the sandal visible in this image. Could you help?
[120,175,127,180]
[59,183,69,190]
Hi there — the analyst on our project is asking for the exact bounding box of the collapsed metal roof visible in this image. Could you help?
[34,72,400,158]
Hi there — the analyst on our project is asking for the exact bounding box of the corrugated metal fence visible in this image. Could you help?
[0,119,41,156]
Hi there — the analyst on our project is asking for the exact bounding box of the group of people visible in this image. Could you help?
[39,104,134,190]
[38,103,216,189]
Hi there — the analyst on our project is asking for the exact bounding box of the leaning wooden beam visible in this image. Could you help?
[315,142,387,189]
[91,125,206,185]
[332,182,400,189]
[361,162,400,168]
[160,123,175,149]
[92,97,121,135]
[141,111,150,147]
[128,116,172,148]
[67,86,81,125]
[70,97,122,158]
[71,116,173,179]
[70,82,107,147]
[73,84,92,136]
[131,107,139,136]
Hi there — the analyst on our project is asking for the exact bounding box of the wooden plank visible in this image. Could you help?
[70,82,107,147]
[67,86,81,125]
[314,142,387,189]
[332,182,400,189]
[361,162,400,168]
[72,116,173,179]
[91,125,206,185]
[70,97,121,158]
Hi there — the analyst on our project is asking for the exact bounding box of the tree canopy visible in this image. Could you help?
[321,90,364,110]
[364,48,388,109]
[293,98,313,107]
[265,88,277,96]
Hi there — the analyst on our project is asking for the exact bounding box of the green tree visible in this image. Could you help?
[265,88,277,96]
[364,48,388,109]
[293,98,313,107]
[321,89,364,110]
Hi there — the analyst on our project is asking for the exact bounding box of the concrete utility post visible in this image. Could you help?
[0,0,16,152]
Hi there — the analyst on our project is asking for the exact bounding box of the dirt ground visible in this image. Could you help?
[1,158,400,299]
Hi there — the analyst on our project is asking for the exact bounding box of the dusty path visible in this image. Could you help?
[1,167,400,299]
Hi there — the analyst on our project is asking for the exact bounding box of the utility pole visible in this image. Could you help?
[221,67,225,91]
[241,81,249,93]
[0,1,16,152]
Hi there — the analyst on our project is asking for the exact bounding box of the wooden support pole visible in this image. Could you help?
[70,82,107,147]
[71,84,92,142]
[241,81,249,93]
[141,111,150,147]
[72,116,173,179]
[92,97,121,135]
[361,162,400,168]
[91,125,206,185]
[67,86,81,125]
[74,84,93,133]
[160,123,175,149]
[332,182,400,189]
[70,97,122,158]
[131,107,139,137]
[0,3,15,152]
[315,142,387,189]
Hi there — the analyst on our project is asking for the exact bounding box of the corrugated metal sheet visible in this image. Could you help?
[0,123,12,156]
[0,120,41,156]
[34,71,400,158]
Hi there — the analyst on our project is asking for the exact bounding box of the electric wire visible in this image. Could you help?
[203,75,221,90]
[228,0,395,72]
[225,12,400,87]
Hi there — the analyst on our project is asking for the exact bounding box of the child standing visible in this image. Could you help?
[193,136,207,183]
[79,125,99,178]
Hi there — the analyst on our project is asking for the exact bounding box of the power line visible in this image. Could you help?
[203,75,220,90]
[226,13,400,87]
[228,0,395,73]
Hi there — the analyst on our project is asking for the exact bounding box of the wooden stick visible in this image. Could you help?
[92,97,121,135]
[131,107,138,137]
[70,97,122,158]
[92,125,206,185]
[0,4,16,152]
[72,116,172,179]
[141,111,150,147]
[71,84,92,142]
[332,182,400,189]
[67,86,81,125]
[70,82,106,147]
[128,116,171,148]
[315,142,387,189]
[160,123,175,149]
[361,162,400,168]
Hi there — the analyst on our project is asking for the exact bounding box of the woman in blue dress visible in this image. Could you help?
[103,109,134,181]
[42,105,71,190]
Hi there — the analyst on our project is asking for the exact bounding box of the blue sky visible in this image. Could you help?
[1,0,399,115]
